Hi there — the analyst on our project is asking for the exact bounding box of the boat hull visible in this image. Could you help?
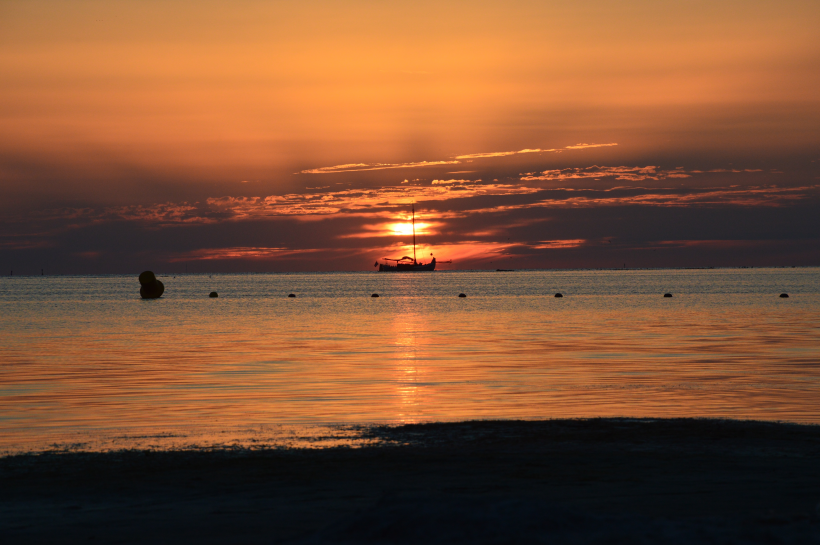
[379,259,436,272]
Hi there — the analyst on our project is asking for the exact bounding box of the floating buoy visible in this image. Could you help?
[371,293,379,298]
[554,293,563,298]
[139,271,156,285]
[458,293,466,297]
[209,292,218,298]
[780,293,789,298]
[138,270,164,299]
[664,293,673,298]
[288,293,296,298]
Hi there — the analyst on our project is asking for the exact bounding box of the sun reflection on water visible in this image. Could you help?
[392,306,424,424]
[0,269,819,452]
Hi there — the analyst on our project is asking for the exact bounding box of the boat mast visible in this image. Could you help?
[412,203,417,264]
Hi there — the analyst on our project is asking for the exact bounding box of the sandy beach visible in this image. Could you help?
[2,418,819,544]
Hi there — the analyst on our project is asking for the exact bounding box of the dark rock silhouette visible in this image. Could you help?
[371,293,379,298]
[458,293,466,298]
[780,293,789,298]
[664,293,673,297]
[555,293,563,298]
[209,292,218,298]
[138,271,164,299]
[288,294,296,298]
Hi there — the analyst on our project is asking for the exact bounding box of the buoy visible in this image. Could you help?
[138,270,164,299]
[139,271,157,285]
[554,293,563,298]
[664,293,673,297]
[371,293,379,298]
[209,292,218,298]
[780,293,789,298]
[458,293,466,297]
[288,293,296,298]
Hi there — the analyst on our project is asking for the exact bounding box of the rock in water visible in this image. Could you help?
[555,293,563,298]
[209,292,218,298]
[780,293,789,298]
[138,271,165,299]
[664,293,673,298]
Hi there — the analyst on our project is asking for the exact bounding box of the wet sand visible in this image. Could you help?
[2,418,820,544]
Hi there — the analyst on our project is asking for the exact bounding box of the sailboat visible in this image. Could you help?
[377,204,444,272]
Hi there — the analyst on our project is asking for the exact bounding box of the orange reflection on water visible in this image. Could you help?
[0,271,819,452]
[391,303,425,424]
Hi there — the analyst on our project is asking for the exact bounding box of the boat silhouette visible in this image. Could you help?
[377,204,448,272]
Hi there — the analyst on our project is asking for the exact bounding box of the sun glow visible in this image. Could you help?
[387,222,434,237]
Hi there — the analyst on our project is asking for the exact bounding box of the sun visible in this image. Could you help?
[387,222,433,236]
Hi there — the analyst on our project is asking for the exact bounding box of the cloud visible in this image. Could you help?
[6,163,815,270]
[522,165,692,182]
[1,182,540,233]
[455,148,554,160]
[204,183,540,219]
[563,143,619,150]
[522,165,771,183]
[300,160,459,174]
[170,247,322,261]
[9,180,815,243]
[653,239,769,249]
[521,185,817,209]
[532,239,587,249]
[431,179,478,185]
[340,220,442,239]
[455,143,618,160]
[75,251,102,258]
[0,239,54,250]
[302,142,620,174]
[689,169,764,174]
[376,241,517,264]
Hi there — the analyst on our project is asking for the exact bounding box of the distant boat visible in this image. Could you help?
[379,257,436,272]
[377,204,448,272]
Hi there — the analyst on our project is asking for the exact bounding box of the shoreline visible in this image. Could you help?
[3,418,820,543]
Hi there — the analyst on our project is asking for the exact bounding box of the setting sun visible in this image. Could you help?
[387,222,434,237]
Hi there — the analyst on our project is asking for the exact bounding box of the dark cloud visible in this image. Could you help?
[2,160,818,274]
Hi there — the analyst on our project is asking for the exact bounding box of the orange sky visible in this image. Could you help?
[1,1,819,272]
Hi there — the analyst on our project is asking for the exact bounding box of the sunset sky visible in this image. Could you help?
[2,0,818,273]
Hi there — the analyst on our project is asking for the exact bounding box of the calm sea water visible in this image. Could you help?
[1,268,818,451]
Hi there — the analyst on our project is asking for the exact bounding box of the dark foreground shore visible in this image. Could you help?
[3,419,820,544]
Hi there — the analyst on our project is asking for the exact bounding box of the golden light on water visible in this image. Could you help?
[392,308,424,424]
[1,270,819,453]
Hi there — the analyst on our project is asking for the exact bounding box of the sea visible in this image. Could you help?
[1,268,818,452]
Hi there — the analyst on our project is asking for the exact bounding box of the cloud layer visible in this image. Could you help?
[301,143,620,174]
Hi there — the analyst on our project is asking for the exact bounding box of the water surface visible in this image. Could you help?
[1,268,818,451]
